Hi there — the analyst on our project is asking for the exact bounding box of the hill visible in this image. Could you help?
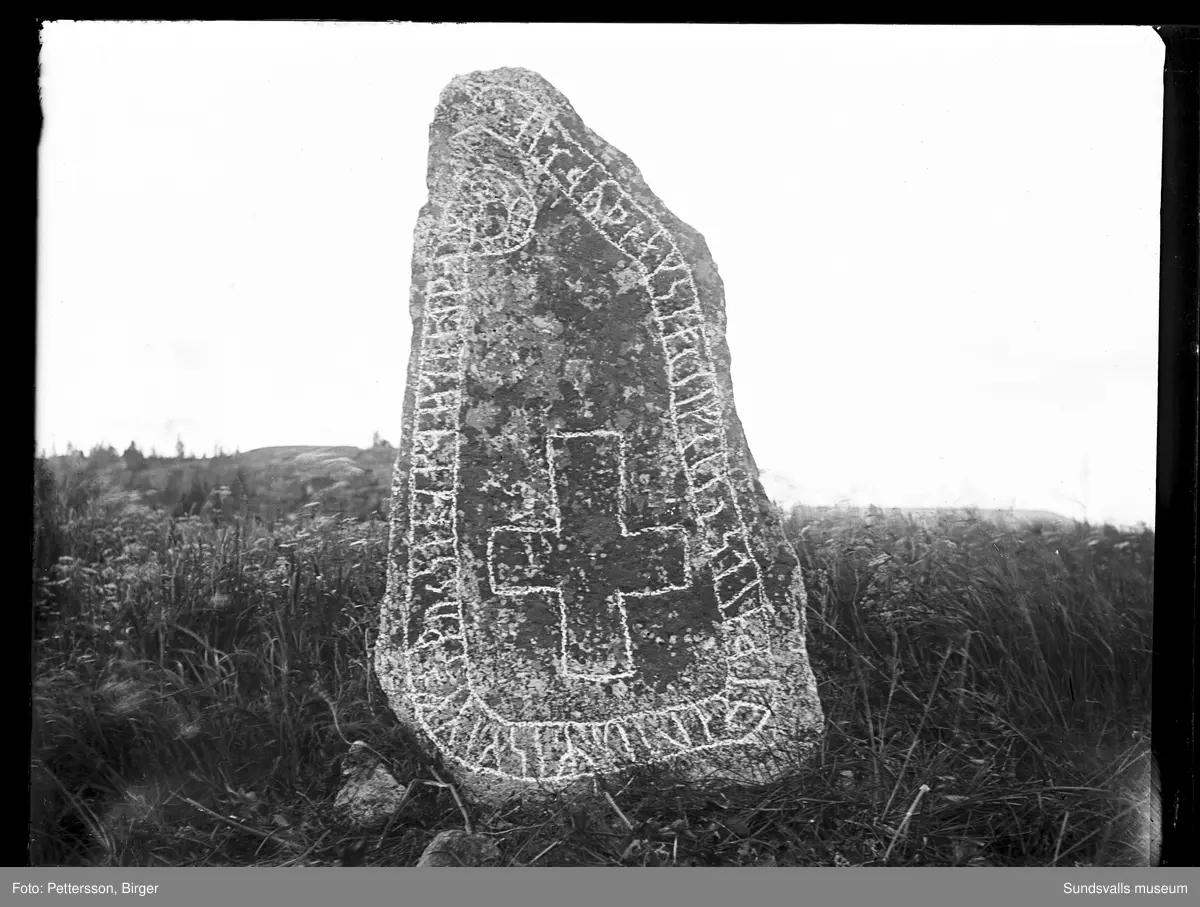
[789,504,1074,529]
[44,445,1102,535]
[46,444,400,524]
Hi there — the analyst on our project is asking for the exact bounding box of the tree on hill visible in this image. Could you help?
[32,456,63,577]
[122,441,146,472]
[176,436,187,459]
[372,431,393,449]
[88,444,119,468]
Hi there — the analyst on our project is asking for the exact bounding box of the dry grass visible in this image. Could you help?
[30,462,1155,867]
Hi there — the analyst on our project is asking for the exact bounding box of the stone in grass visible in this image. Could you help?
[333,741,408,830]
[416,830,503,867]
[376,66,824,805]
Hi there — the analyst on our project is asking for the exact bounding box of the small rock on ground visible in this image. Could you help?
[416,830,502,867]
[333,741,408,830]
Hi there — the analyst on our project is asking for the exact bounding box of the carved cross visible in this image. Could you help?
[489,431,690,680]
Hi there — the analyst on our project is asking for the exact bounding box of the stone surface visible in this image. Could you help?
[332,741,409,829]
[376,67,823,803]
[416,830,503,867]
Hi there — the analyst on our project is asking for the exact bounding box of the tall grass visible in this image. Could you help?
[30,467,1154,867]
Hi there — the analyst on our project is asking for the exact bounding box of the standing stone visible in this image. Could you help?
[377,67,823,804]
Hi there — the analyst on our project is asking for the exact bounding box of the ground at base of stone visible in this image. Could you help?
[31,481,1154,869]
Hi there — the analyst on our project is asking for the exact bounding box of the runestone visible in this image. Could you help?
[376,68,823,803]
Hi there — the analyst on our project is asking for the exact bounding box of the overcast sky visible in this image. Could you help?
[38,23,1163,527]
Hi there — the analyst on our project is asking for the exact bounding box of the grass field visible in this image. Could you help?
[30,457,1155,867]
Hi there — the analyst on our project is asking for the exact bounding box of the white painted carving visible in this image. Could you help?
[377,73,792,785]
[488,430,692,681]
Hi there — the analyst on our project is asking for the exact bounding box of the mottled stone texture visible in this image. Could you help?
[333,741,409,830]
[416,830,503,867]
[377,68,823,803]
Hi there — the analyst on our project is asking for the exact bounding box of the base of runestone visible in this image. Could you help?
[384,575,824,806]
[376,67,824,805]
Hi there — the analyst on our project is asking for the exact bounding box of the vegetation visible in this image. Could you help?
[41,442,397,526]
[30,449,1155,867]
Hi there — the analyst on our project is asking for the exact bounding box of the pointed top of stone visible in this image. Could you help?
[431,68,582,151]
[448,65,552,86]
[442,66,561,98]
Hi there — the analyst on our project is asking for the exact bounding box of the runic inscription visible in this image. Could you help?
[375,68,824,803]
[489,431,690,680]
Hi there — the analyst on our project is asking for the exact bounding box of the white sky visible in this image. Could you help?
[38,23,1164,527]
